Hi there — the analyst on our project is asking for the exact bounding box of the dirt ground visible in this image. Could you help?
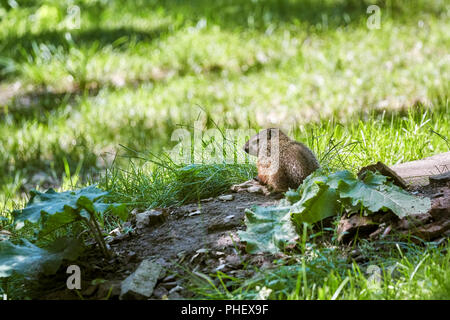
[38,191,282,300]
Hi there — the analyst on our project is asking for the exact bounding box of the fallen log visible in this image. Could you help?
[389,151,450,187]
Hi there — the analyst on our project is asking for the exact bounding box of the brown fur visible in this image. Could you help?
[244,128,319,192]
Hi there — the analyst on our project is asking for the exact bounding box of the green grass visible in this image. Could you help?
[188,240,450,300]
[0,0,449,299]
[102,153,257,209]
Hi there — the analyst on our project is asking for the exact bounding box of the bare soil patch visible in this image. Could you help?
[38,192,281,299]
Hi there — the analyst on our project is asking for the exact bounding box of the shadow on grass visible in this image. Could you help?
[136,0,439,30]
[2,0,436,61]
[0,25,170,60]
[0,90,88,123]
[161,0,370,27]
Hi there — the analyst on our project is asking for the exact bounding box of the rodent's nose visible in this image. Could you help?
[244,143,249,153]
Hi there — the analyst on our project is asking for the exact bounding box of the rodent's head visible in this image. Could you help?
[243,134,259,156]
[243,128,286,156]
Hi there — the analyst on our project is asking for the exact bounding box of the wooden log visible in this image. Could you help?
[389,152,450,187]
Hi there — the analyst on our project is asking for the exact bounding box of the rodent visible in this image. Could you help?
[243,128,320,192]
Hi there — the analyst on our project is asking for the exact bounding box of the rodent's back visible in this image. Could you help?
[284,141,319,188]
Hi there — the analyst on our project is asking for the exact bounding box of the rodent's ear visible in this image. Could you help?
[267,128,280,140]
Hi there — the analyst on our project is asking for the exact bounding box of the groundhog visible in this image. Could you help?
[243,128,319,192]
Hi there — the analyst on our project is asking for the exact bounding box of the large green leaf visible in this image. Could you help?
[38,208,82,238]
[238,205,298,254]
[290,173,340,225]
[239,170,432,254]
[14,185,108,228]
[2,186,128,278]
[78,197,128,221]
[14,186,128,232]
[338,171,430,218]
[291,170,430,220]
[0,238,84,278]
